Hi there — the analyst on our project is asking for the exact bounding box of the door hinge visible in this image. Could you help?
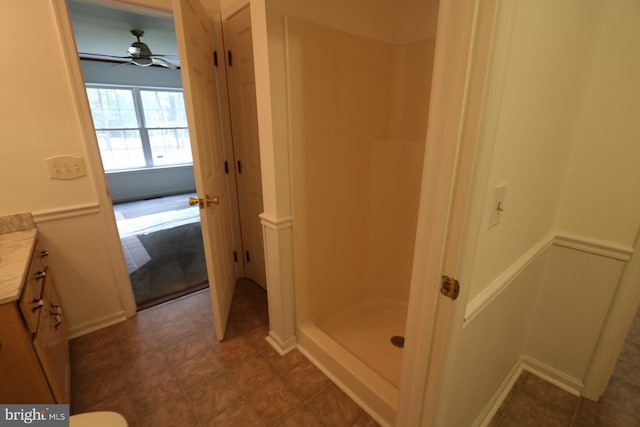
[246,251,250,262]
[224,161,229,174]
[237,160,242,174]
[233,251,238,262]
[441,275,460,300]
[228,50,233,66]
[213,50,218,67]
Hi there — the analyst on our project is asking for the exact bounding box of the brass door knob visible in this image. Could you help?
[205,195,219,206]
[188,195,219,209]
[188,197,203,208]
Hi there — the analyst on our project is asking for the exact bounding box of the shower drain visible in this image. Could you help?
[390,335,405,348]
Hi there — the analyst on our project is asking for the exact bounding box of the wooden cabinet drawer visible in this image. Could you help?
[33,275,70,404]
[19,241,47,334]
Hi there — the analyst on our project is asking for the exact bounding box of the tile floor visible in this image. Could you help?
[70,279,380,427]
[71,275,640,427]
[490,309,640,427]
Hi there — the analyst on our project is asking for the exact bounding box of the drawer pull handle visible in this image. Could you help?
[50,306,62,316]
[34,271,46,280]
[54,314,63,329]
[40,251,49,257]
[31,299,44,312]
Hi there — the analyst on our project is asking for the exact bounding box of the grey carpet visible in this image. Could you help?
[130,221,208,309]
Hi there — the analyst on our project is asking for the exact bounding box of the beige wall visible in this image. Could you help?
[467,0,602,302]
[439,1,640,425]
[1,1,129,335]
[556,0,640,247]
[2,2,99,212]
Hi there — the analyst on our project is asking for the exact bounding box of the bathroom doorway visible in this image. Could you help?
[67,0,209,310]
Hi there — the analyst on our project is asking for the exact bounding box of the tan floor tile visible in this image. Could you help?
[307,384,364,427]
[172,347,226,391]
[351,412,381,427]
[515,374,577,422]
[112,318,161,360]
[276,404,324,427]
[500,408,568,427]
[72,346,121,381]
[70,326,118,355]
[138,396,198,427]
[122,349,171,379]
[229,354,278,393]
[574,397,638,427]
[145,300,189,328]
[127,369,183,414]
[185,373,244,424]
[153,315,201,345]
[244,326,270,349]
[246,376,304,426]
[207,399,263,427]
[285,357,331,399]
[162,329,218,367]
[265,348,307,374]
[72,392,138,427]
[486,412,504,427]
[71,364,129,412]
[214,338,255,369]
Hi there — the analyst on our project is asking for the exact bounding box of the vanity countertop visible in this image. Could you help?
[0,213,37,304]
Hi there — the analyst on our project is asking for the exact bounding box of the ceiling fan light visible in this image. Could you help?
[128,46,141,57]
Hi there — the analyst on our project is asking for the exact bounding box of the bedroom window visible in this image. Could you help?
[86,86,192,171]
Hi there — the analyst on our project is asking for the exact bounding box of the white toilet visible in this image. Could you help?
[69,411,128,427]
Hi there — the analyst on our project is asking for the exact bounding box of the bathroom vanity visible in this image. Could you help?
[0,213,70,404]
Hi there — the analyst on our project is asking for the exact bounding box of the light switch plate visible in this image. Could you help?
[489,183,508,228]
[46,156,86,180]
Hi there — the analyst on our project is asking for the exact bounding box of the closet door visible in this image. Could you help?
[224,5,266,288]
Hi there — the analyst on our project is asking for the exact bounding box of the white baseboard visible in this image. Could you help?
[520,355,583,396]
[266,330,297,355]
[296,343,393,427]
[473,358,525,427]
[473,355,584,427]
[67,310,127,339]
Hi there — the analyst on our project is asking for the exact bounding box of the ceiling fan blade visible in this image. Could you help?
[78,52,129,59]
[151,57,178,70]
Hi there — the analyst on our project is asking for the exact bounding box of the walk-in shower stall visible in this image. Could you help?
[285,1,439,423]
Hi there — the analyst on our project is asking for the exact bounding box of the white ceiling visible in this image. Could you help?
[68,0,180,65]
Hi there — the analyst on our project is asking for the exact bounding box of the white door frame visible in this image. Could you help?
[51,0,139,318]
[51,0,246,320]
[250,0,499,423]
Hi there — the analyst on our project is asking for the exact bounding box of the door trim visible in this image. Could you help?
[50,0,137,318]
[396,0,500,424]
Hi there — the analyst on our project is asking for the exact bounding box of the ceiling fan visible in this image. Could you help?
[79,29,179,69]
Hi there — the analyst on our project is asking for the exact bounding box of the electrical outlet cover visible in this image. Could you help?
[46,156,86,180]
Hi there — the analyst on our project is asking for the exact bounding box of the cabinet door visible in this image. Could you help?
[0,303,54,404]
[33,272,70,403]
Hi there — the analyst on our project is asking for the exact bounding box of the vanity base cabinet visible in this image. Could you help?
[0,303,55,403]
[0,240,69,404]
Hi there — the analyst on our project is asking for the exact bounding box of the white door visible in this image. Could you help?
[224,6,266,288]
[173,0,236,341]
